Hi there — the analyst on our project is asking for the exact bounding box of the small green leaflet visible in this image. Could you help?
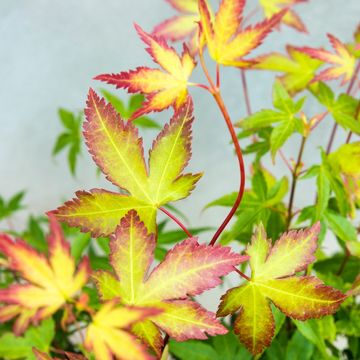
[100,90,160,129]
[238,82,305,160]
[0,191,26,221]
[312,82,360,134]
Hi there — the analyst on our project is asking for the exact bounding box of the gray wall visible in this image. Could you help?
[1,0,359,265]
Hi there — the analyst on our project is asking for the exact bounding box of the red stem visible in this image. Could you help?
[233,267,251,281]
[198,50,246,246]
[216,64,220,89]
[159,207,192,238]
[279,149,293,173]
[241,70,252,116]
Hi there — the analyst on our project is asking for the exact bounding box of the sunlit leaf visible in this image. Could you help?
[198,0,285,67]
[95,25,195,118]
[299,34,356,85]
[93,211,247,355]
[218,223,345,355]
[259,0,308,33]
[54,91,201,237]
[0,215,89,334]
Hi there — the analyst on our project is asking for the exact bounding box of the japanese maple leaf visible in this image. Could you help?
[153,0,200,54]
[299,34,356,85]
[217,223,346,355]
[85,301,161,360]
[252,45,323,95]
[95,24,195,119]
[92,211,248,356]
[198,0,286,67]
[259,0,308,33]
[0,215,90,335]
[53,90,201,237]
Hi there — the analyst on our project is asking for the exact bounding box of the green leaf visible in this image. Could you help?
[101,89,127,116]
[0,191,26,221]
[211,331,239,360]
[71,233,91,262]
[324,211,357,242]
[133,116,161,129]
[314,254,359,283]
[53,108,82,176]
[157,227,212,244]
[252,168,268,200]
[58,108,76,129]
[204,192,238,209]
[293,319,330,359]
[52,133,72,155]
[169,340,220,360]
[270,119,296,160]
[336,308,360,336]
[266,177,289,206]
[239,110,287,130]
[286,331,314,360]
[22,216,47,252]
[317,316,336,342]
[312,82,335,108]
[0,319,54,360]
[314,166,330,221]
[273,81,294,113]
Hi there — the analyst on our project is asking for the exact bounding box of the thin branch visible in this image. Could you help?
[233,267,251,281]
[216,64,220,89]
[286,136,307,229]
[336,248,351,276]
[279,149,293,173]
[241,70,252,116]
[159,207,193,238]
[199,49,246,246]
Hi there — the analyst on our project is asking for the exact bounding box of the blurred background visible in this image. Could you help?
[1,0,359,255]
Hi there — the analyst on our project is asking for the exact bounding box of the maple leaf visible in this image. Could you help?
[298,34,356,85]
[259,0,308,33]
[92,211,248,356]
[153,0,200,54]
[53,90,201,237]
[217,223,346,355]
[252,45,323,95]
[198,0,286,67]
[0,215,90,335]
[85,301,161,360]
[95,24,196,119]
[239,81,305,160]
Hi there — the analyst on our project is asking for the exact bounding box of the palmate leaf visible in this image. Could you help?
[95,25,195,119]
[53,90,201,237]
[198,0,285,67]
[299,34,356,85]
[312,83,360,135]
[217,223,346,355]
[53,108,82,176]
[0,215,90,335]
[84,301,161,360]
[93,211,248,356]
[153,0,199,54]
[252,45,323,95]
[259,0,308,33]
[0,191,26,221]
[239,81,305,159]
